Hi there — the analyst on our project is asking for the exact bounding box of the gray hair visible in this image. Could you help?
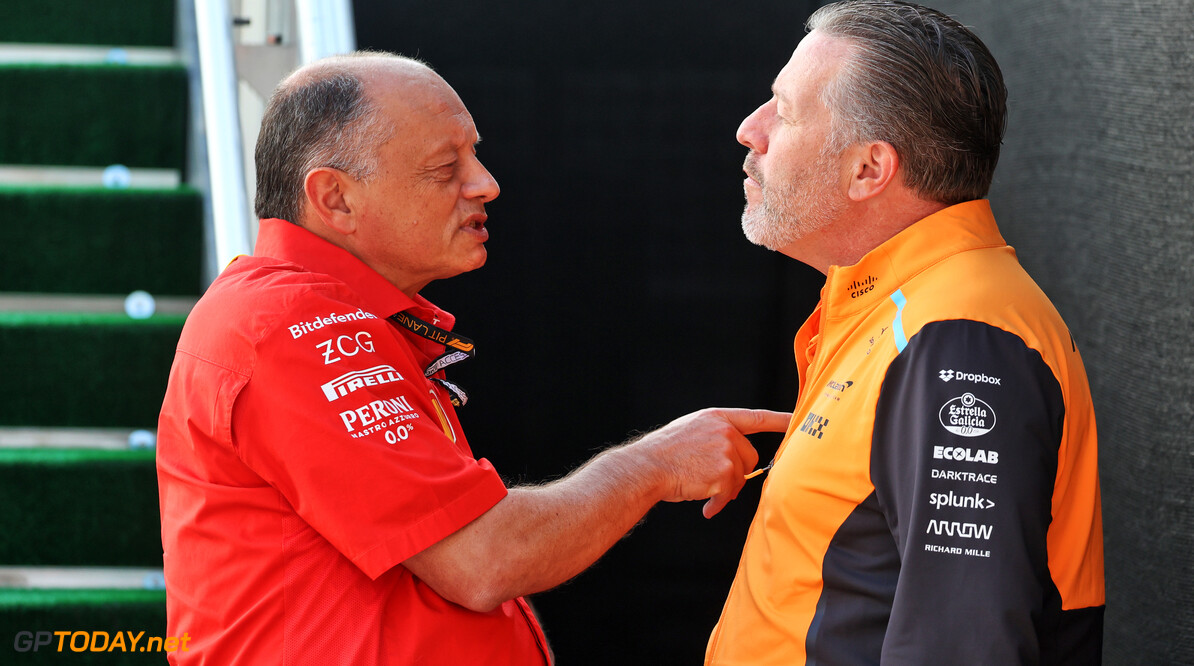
[253,52,403,223]
[808,1,1007,204]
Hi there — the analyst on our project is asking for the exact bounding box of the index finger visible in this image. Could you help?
[719,408,792,435]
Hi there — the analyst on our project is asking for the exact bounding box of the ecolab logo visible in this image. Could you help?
[938,369,1001,385]
[848,275,878,298]
[933,445,999,464]
[321,365,404,401]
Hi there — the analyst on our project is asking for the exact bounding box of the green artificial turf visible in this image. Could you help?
[0,313,185,428]
[0,589,168,665]
[0,449,160,567]
[0,186,203,296]
[0,64,188,169]
[0,0,175,47]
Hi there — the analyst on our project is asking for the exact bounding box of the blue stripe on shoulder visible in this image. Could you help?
[890,290,908,353]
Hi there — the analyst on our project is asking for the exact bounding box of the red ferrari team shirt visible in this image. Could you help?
[157,218,550,665]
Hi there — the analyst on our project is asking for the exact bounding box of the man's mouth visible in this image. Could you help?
[743,156,762,187]
[463,214,489,240]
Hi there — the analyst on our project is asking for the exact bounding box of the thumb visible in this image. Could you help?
[703,494,730,519]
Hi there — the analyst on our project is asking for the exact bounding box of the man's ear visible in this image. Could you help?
[847,141,900,202]
[303,167,356,234]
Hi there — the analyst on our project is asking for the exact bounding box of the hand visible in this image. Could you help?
[634,408,791,518]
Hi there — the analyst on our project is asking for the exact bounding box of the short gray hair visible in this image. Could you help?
[809,1,1007,204]
[253,52,403,223]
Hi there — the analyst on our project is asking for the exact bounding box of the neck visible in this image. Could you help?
[783,195,949,273]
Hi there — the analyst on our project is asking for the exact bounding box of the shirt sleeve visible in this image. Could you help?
[230,287,508,579]
[870,318,1081,663]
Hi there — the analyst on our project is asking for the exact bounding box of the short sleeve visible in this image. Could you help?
[231,287,507,579]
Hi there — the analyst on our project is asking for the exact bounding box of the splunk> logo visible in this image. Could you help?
[929,490,996,510]
[939,393,996,437]
[799,412,829,439]
[321,365,405,401]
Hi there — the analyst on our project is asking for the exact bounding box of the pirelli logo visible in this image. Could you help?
[321,365,405,401]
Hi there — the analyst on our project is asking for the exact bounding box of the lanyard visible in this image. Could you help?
[388,310,474,407]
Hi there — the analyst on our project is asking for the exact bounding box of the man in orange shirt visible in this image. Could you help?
[706,2,1104,664]
[157,52,789,664]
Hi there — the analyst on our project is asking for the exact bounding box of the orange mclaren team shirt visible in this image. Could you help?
[157,218,550,665]
[707,201,1104,665]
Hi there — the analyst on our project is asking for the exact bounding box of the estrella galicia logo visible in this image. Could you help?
[938,393,996,437]
[799,412,829,439]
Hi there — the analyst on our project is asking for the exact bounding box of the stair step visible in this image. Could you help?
[0,567,163,590]
[0,449,160,567]
[0,427,156,451]
[0,294,196,316]
[0,185,203,296]
[0,589,168,661]
[0,64,188,169]
[0,0,176,48]
[0,44,180,66]
[0,165,179,188]
[0,312,184,429]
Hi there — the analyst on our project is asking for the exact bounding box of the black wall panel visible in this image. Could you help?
[355,1,1194,662]
[354,2,821,663]
[924,2,1193,663]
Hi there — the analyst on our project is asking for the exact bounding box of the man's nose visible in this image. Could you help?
[736,101,771,153]
[465,159,500,203]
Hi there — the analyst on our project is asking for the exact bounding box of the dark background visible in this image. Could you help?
[353,1,1194,664]
[353,1,822,662]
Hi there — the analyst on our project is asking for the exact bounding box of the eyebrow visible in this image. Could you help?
[771,82,790,107]
[423,133,482,169]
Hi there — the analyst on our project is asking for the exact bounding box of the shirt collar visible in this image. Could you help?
[253,218,457,329]
[821,200,1007,319]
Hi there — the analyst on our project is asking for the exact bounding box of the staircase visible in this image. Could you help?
[0,0,202,660]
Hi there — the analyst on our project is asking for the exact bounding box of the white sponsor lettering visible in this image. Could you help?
[939,392,996,436]
[926,519,994,540]
[932,469,998,484]
[925,543,991,558]
[929,490,996,510]
[289,308,377,339]
[317,331,376,365]
[322,365,405,401]
[339,396,415,432]
[933,445,1000,465]
[938,369,1002,385]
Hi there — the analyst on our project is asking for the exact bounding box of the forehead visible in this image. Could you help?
[773,30,850,103]
[371,69,478,157]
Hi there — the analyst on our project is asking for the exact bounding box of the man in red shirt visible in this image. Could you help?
[157,52,789,664]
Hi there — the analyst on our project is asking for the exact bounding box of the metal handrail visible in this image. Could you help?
[194,0,254,273]
[188,0,356,281]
